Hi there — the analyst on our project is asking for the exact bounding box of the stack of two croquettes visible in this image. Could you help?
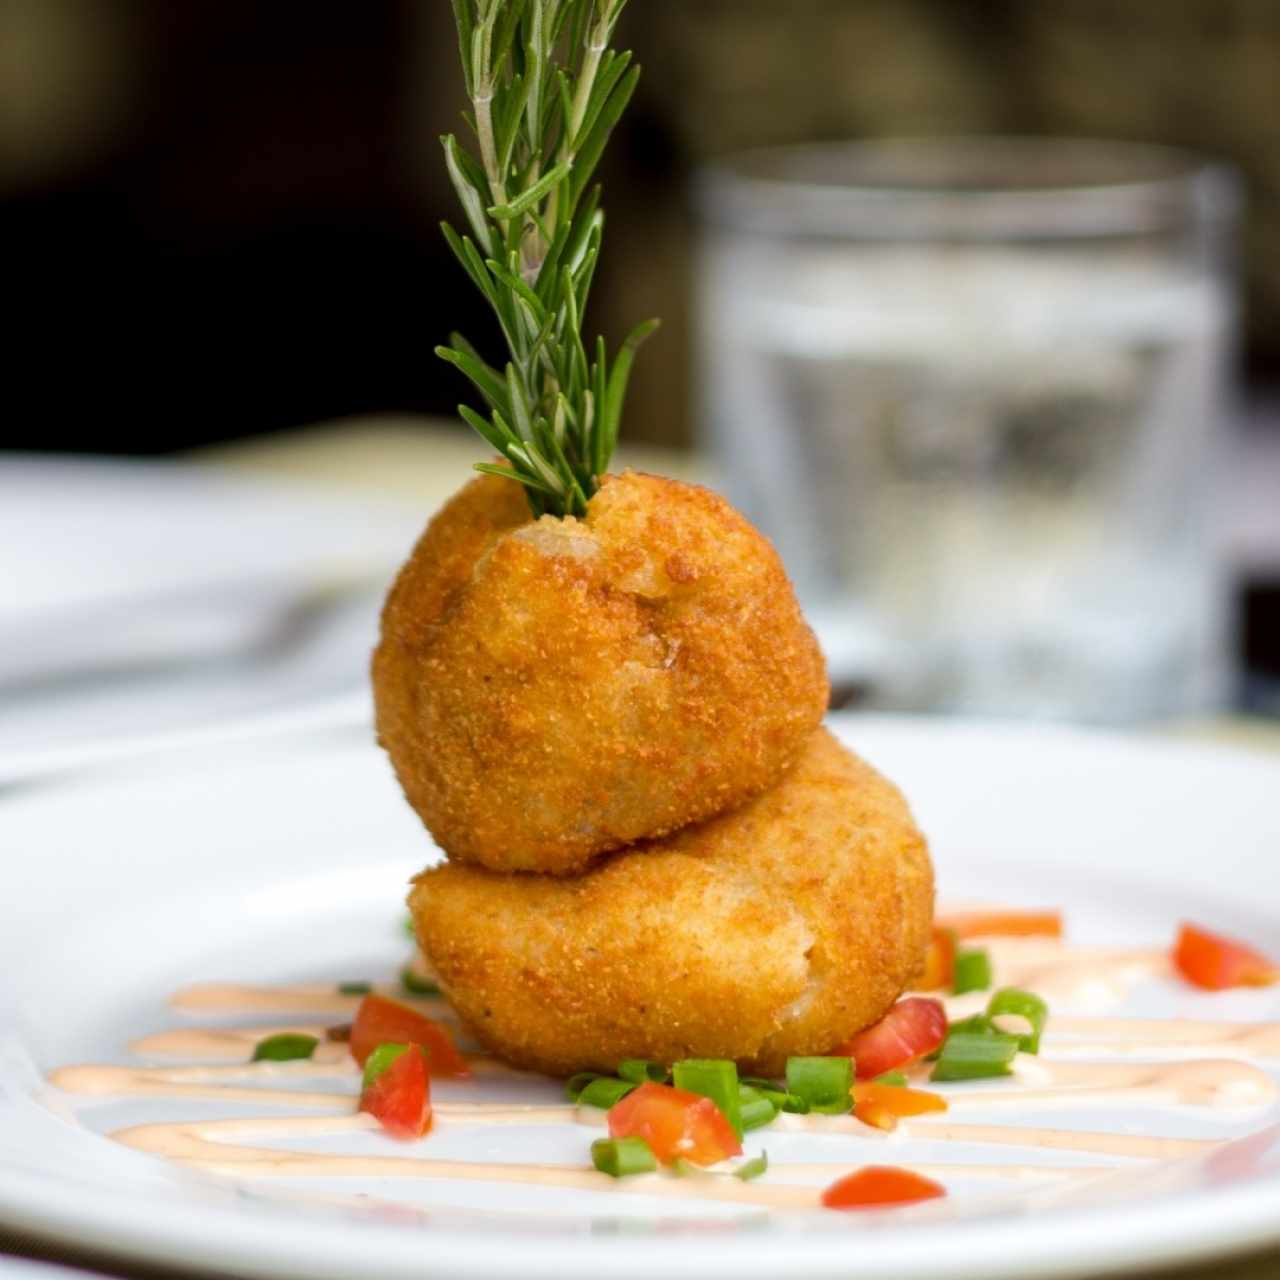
[373,471,933,1077]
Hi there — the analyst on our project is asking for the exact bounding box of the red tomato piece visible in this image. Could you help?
[835,997,948,1080]
[607,1081,742,1167]
[918,926,956,991]
[822,1166,946,1210]
[852,1083,947,1133]
[1173,923,1278,991]
[937,909,1062,940]
[350,994,470,1078]
[359,1046,432,1139]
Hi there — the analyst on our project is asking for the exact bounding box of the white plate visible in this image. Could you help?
[2,714,1278,1280]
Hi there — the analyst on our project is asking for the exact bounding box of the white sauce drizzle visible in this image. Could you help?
[47,939,1280,1213]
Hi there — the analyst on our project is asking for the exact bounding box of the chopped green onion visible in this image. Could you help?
[362,1042,410,1087]
[338,981,372,996]
[952,948,993,995]
[735,1152,769,1182]
[400,966,440,995]
[948,1013,994,1036]
[402,915,416,938]
[929,1031,1019,1083]
[565,1071,603,1102]
[251,1033,318,1063]
[875,1070,909,1087]
[987,988,1049,1054]
[785,1057,853,1115]
[617,1059,668,1085]
[577,1077,637,1109]
[670,1157,699,1178]
[926,1014,992,1062]
[740,1077,803,1114]
[737,1085,779,1132]
[591,1136,657,1177]
[673,1059,743,1138]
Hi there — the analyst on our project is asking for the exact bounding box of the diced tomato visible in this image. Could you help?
[936,909,1062,940]
[852,1082,947,1133]
[918,926,956,991]
[607,1081,742,1167]
[350,994,470,1078]
[835,998,948,1080]
[1173,923,1278,992]
[821,1166,946,1210]
[359,1045,432,1139]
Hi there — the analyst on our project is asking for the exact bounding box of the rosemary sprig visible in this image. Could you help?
[437,0,658,519]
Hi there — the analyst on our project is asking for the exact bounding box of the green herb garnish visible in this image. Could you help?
[672,1059,743,1139]
[362,1042,411,1087]
[576,1076,637,1109]
[949,1014,995,1041]
[617,1059,668,1085]
[926,1013,991,1062]
[929,1031,1020,1083]
[874,1070,909,1087]
[785,1057,854,1115]
[251,1033,318,1063]
[440,0,658,518]
[735,1152,769,1182]
[741,1076,808,1114]
[400,966,440,996]
[591,1136,657,1177]
[952,948,993,995]
[986,988,1049,1055]
[338,981,373,997]
[566,1071,603,1101]
[737,1085,779,1133]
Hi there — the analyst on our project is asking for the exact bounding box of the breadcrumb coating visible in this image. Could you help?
[373,470,828,874]
[408,729,933,1077]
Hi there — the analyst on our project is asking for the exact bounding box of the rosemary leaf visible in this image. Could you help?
[602,318,661,462]
[440,224,496,305]
[452,1,476,98]
[570,49,632,152]
[506,364,536,444]
[442,137,495,257]
[569,63,640,212]
[459,403,515,454]
[489,160,573,220]
[438,344,511,416]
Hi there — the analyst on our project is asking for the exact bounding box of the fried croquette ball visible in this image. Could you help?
[407,729,933,1077]
[373,469,828,875]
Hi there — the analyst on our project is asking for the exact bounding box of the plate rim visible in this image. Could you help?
[2,1143,1280,1280]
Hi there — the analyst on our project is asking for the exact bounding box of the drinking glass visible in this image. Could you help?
[696,138,1240,722]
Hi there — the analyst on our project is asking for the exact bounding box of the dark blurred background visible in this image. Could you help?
[4,0,1280,455]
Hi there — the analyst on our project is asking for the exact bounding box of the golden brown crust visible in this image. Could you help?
[408,729,934,1076]
[373,469,829,874]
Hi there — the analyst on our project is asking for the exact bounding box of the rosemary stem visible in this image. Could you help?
[546,16,605,240]
[521,157,544,281]
[440,0,653,519]
[475,86,507,208]
[473,4,507,205]
[569,30,606,143]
